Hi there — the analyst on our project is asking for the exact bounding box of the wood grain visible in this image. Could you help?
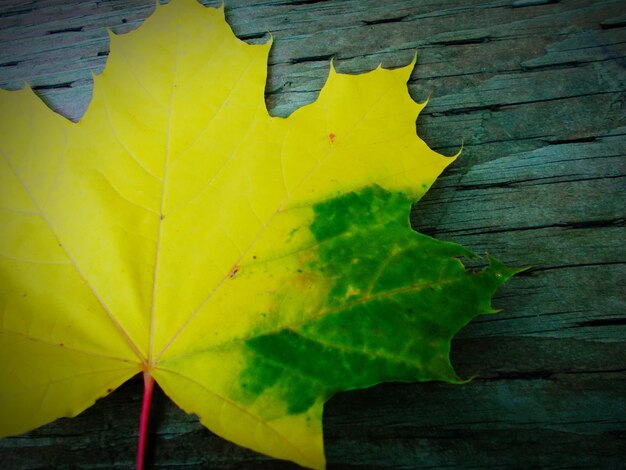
[1,0,624,468]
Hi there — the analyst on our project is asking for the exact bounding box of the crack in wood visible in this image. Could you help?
[289,53,335,65]
[518,261,625,276]
[478,367,626,381]
[31,82,74,91]
[362,15,409,26]
[0,7,33,18]
[283,0,328,6]
[47,26,83,35]
[478,370,554,380]
[425,91,621,119]
[432,221,625,239]
[546,136,598,145]
[600,19,626,30]
[456,174,581,191]
[577,318,626,328]
[521,60,586,72]
[431,36,491,47]
[511,0,560,8]
[237,31,268,41]
[456,175,625,192]
[429,104,503,117]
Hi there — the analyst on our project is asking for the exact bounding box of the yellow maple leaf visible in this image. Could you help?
[0,0,517,468]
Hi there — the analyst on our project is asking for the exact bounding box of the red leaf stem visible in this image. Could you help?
[136,371,155,470]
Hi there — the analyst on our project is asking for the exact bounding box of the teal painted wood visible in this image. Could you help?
[0,0,624,468]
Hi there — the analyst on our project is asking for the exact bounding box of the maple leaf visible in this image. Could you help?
[0,0,518,468]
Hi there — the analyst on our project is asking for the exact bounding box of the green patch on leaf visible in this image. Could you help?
[238,186,516,415]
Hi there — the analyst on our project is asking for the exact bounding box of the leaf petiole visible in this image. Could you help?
[136,370,155,470]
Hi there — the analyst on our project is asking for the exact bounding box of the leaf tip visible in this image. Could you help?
[214,1,226,20]
[455,373,476,384]
[105,27,117,44]
[487,255,523,280]
[329,56,337,74]
[450,139,464,160]
[419,91,431,108]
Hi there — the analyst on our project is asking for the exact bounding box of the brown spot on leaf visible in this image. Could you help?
[228,264,240,279]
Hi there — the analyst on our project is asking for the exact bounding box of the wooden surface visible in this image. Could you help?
[1,0,624,468]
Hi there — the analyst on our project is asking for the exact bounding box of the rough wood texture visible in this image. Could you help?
[1,0,624,468]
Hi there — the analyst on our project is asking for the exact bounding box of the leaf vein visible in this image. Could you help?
[0,328,138,364]
[100,92,164,182]
[0,148,145,363]
[112,46,169,109]
[0,252,72,265]
[148,24,180,365]
[94,170,160,216]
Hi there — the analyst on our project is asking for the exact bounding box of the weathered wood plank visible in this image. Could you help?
[0,0,624,468]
